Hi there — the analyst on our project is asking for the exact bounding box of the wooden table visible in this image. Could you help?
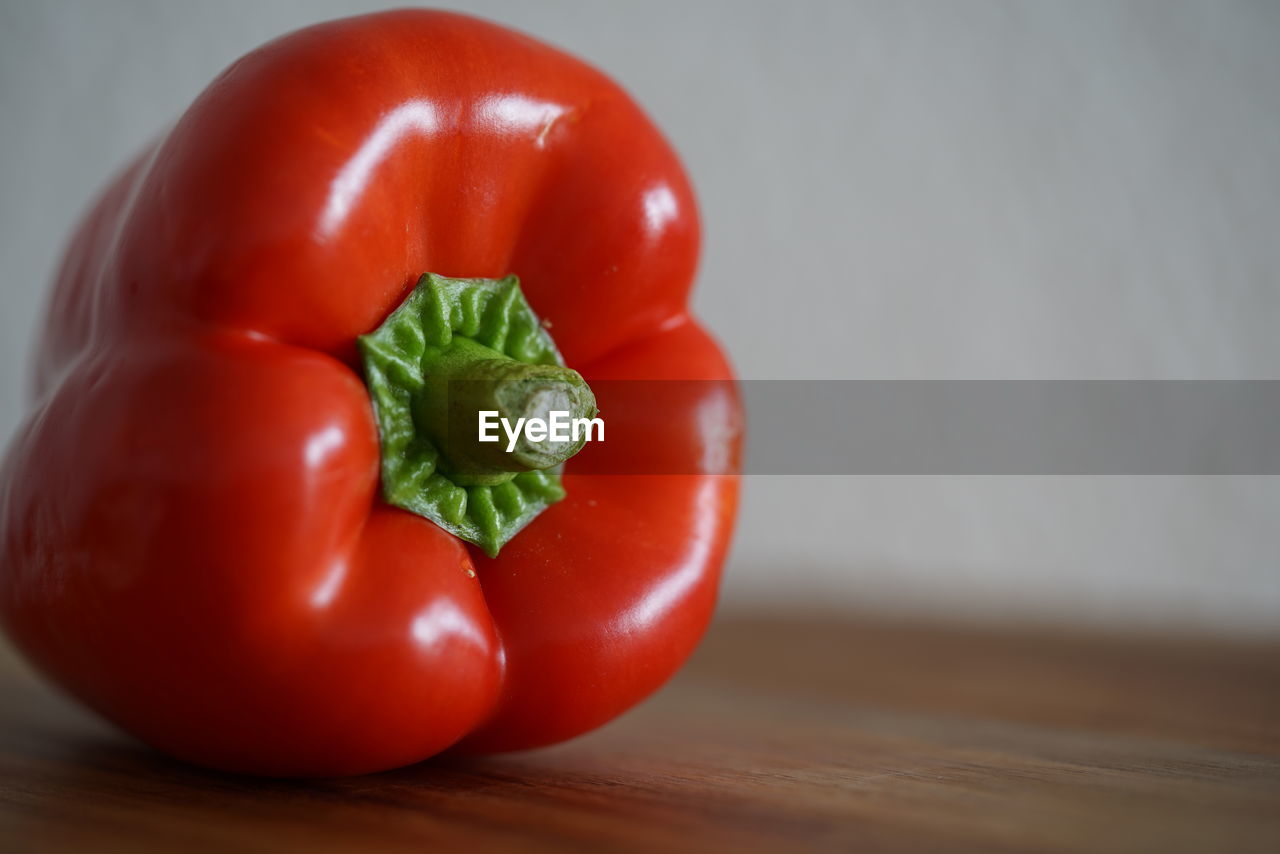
[1,615,1277,852]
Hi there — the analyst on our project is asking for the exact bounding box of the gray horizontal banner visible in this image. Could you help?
[533,380,1280,475]
[442,380,1280,475]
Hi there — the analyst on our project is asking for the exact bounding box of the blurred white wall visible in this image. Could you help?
[1,0,1277,632]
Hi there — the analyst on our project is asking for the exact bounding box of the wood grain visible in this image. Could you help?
[1,615,1277,853]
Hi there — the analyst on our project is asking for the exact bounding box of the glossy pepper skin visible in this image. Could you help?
[0,10,740,776]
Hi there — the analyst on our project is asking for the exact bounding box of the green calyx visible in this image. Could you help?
[358,273,597,556]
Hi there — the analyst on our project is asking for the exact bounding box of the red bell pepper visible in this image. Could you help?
[0,10,740,776]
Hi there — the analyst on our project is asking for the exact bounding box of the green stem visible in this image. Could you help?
[417,337,595,485]
[357,272,597,556]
